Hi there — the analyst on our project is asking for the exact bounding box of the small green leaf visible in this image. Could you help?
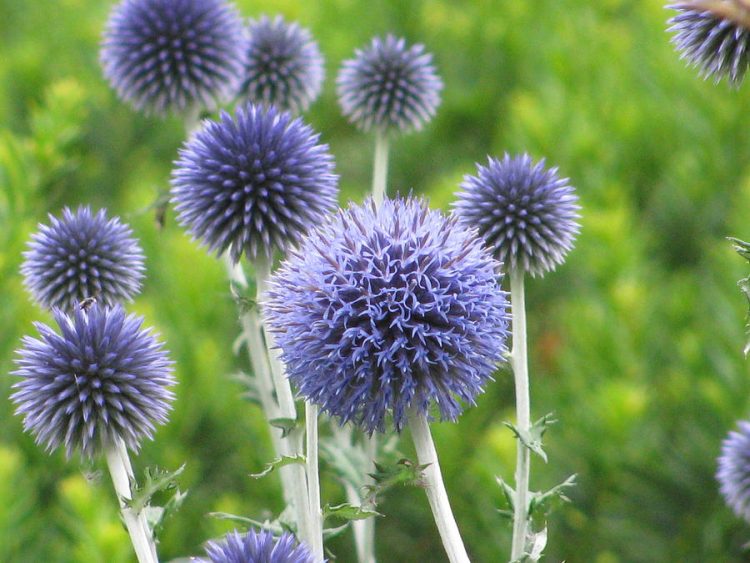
[322,502,382,522]
[362,458,428,505]
[249,455,306,479]
[503,413,556,462]
[729,237,750,262]
[126,464,185,514]
[496,476,516,513]
[269,417,301,438]
[528,474,577,524]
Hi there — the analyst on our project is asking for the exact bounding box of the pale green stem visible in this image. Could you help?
[510,268,531,561]
[306,403,324,561]
[371,131,389,206]
[342,429,377,563]
[407,408,470,563]
[104,438,158,563]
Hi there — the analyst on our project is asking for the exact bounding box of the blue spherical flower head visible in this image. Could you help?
[240,15,325,114]
[718,420,750,522]
[171,103,339,262]
[204,529,314,563]
[337,35,443,134]
[21,206,145,312]
[101,0,244,116]
[265,197,510,434]
[453,154,581,278]
[11,304,175,459]
[668,1,750,85]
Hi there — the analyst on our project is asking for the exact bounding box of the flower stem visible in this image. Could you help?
[407,408,470,563]
[372,131,389,206]
[510,267,531,561]
[306,403,324,561]
[104,437,158,563]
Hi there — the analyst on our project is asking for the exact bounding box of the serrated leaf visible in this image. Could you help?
[528,474,577,524]
[362,458,428,504]
[126,464,185,514]
[249,455,306,479]
[496,476,516,512]
[503,413,557,462]
[269,417,301,438]
[729,237,750,262]
[322,503,382,522]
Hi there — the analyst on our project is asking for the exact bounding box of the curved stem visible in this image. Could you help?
[104,438,158,563]
[371,132,389,206]
[510,268,530,561]
[407,408,470,563]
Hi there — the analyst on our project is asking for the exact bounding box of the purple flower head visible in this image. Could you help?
[718,420,750,522]
[668,1,750,85]
[204,529,315,563]
[21,206,145,312]
[171,103,339,262]
[11,304,175,459]
[240,15,325,114]
[453,154,581,277]
[101,0,244,116]
[265,197,510,434]
[336,35,442,134]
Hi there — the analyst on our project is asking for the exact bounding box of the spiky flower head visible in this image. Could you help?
[667,0,750,84]
[453,154,580,277]
[718,420,750,522]
[21,207,145,312]
[101,0,244,116]
[240,15,325,114]
[336,35,442,134]
[11,304,175,459]
[171,103,338,262]
[203,529,314,563]
[265,197,510,434]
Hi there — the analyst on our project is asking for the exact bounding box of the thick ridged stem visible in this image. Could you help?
[104,438,158,563]
[408,408,470,563]
[372,131,389,206]
[306,403,324,561]
[510,268,531,561]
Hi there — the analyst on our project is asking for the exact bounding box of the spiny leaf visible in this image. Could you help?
[363,458,428,504]
[322,502,382,522]
[503,413,557,462]
[269,417,302,438]
[528,474,577,524]
[126,464,185,514]
[496,476,516,515]
[250,455,306,479]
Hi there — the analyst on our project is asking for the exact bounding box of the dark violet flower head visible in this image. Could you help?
[240,15,325,113]
[21,206,145,312]
[171,103,338,262]
[11,304,175,459]
[101,0,244,116]
[203,529,314,563]
[667,1,750,85]
[336,35,442,134]
[453,154,580,277]
[265,196,510,434]
[718,420,750,522]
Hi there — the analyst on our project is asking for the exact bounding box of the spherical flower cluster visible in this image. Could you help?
[336,35,442,134]
[453,154,580,277]
[171,103,338,262]
[21,206,145,312]
[11,304,174,459]
[667,1,750,85]
[203,529,314,563]
[240,15,325,114]
[718,420,750,522]
[265,197,510,434]
[101,0,244,116]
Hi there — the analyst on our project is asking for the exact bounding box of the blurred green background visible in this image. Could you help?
[2,0,750,561]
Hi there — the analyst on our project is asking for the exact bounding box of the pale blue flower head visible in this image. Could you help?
[204,529,315,563]
[718,420,750,522]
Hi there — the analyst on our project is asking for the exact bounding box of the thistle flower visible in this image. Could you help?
[240,16,325,113]
[265,197,510,433]
[101,0,244,116]
[11,304,174,459]
[453,153,580,277]
[204,529,315,563]
[667,1,750,84]
[718,420,750,522]
[337,35,442,134]
[21,207,145,312]
[171,103,338,262]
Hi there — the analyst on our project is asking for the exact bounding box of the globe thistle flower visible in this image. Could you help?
[101,0,244,116]
[203,529,314,563]
[11,304,175,459]
[453,154,581,278]
[21,206,145,312]
[265,197,510,434]
[718,420,750,522]
[667,1,750,85]
[240,15,325,114]
[337,35,443,134]
[171,103,338,262]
